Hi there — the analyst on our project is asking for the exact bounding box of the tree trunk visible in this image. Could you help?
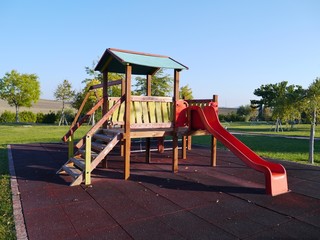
[15,105,19,123]
[308,108,316,164]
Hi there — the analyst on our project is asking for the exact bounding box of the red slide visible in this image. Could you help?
[189,105,288,196]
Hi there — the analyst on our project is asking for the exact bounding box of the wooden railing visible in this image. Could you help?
[186,99,213,108]
[108,96,174,129]
[62,79,123,143]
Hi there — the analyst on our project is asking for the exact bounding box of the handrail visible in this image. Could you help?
[62,98,104,142]
[87,96,124,137]
[70,91,91,127]
[75,96,125,149]
[71,79,123,128]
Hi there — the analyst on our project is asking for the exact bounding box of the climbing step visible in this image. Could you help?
[70,157,85,170]
[78,149,98,159]
[91,142,107,152]
[58,129,122,186]
[93,133,114,142]
[61,165,82,179]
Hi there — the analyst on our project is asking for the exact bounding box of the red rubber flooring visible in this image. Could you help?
[9,143,320,240]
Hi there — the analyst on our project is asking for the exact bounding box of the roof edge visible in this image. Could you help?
[108,48,169,58]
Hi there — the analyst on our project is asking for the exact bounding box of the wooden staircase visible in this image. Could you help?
[57,128,122,186]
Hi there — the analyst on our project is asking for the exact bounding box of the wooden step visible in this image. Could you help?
[78,149,98,159]
[91,142,107,152]
[102,128,122,135]
[70,157,85,170]
[61,165,82,179]
[93,133,114,143]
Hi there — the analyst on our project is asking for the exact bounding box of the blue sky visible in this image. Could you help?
[1,0,320,107]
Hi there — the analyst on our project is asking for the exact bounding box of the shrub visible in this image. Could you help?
[19,111,37,123]
[42,111,57,124]
[0,110,15,123]
[36,112,45,123]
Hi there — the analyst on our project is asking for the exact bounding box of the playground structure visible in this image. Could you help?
[58,48,288,196]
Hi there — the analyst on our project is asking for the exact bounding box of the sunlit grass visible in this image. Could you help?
[192,123,320,165]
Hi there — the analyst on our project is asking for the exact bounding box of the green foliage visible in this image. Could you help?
[0,111,15,123]
[0,70,40,122]
[73,79,102,113]
[236,105,254,122]
[54,80,75,110]
[84,63,122,97]
[133,69,173,96]
[18,111,36,123]
[180,84,193,100]
[251,81,305,123]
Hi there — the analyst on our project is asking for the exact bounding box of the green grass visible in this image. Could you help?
[223,122,320,138]
[192,122,320,165]
[0,123,90,240]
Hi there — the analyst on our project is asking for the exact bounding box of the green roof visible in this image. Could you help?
[95,48,188,75]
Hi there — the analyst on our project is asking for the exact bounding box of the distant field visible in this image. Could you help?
[0,99,73,114]
[0,99,236,115]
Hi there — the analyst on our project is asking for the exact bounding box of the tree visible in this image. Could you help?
[0,70,40,122]
[237,105,254,122]
[133,69,173,96]
[251,81,304,131]
[179,84,193,100]
[304,78,320,164]
[54,79,75,125]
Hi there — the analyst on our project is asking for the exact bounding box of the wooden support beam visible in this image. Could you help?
[172,69,180,173]
[68,135,74,159]
[124,64,132,180]
[146,74,152,162]
[102,71,109,128]
[182,136,187,160]
[85,135,92,185]
[211,94,218,167]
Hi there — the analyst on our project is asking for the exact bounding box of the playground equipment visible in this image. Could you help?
[57,48,288,196]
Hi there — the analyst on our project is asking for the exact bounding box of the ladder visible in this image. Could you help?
[57,129,122,186]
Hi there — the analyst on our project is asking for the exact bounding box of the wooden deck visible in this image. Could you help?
[9,141,320,239]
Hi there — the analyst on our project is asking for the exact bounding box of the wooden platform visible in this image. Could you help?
[9,142,320,239]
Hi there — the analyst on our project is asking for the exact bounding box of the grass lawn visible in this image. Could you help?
[0,122,319,239]
[192,122,320,165]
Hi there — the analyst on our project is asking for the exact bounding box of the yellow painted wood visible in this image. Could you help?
[68,135,74,159]
[85,135,92,185]
[148,102,156,123]
[134,101,143,124]
[141,101,149,123]
[155,102,162,123]
[130,102,136,123]
[162,102,170,122]
[118,102,125,123]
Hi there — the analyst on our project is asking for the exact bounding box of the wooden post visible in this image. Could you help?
[68,135,74,159]
[211,94,218,167]
[120,78,125,157]
[102,71,109,168]
[102,71,109,128]
[146,74,152,163]
[124,64,132,180]
[85,135,92,185]
[182,136,187,160]
[172,69,180,173]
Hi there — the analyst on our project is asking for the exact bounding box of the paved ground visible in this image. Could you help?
[9,142,320,240]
